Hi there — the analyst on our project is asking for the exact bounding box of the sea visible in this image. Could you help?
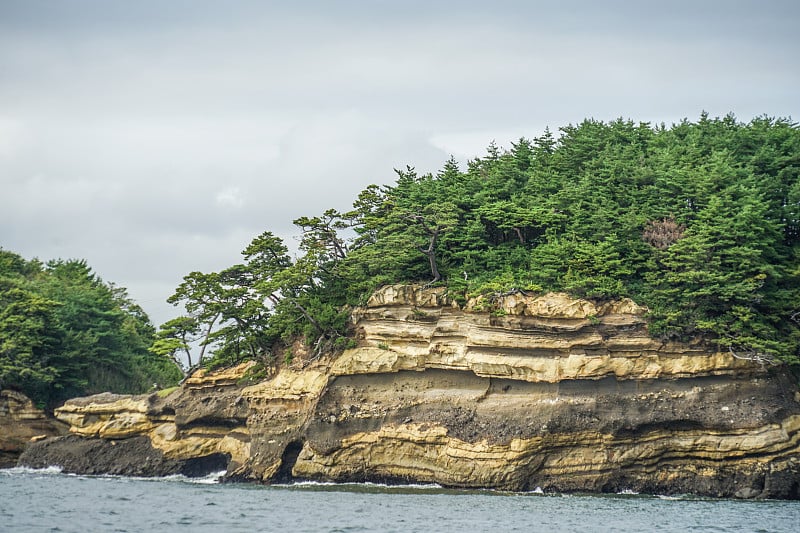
[1,467,798,532]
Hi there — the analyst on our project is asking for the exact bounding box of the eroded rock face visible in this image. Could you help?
[0,390,67,467]
[18,287,800,498]
[346,286,753,382]
[21,362,257,477]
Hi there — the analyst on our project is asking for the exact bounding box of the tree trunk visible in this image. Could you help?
[290,299,325,334]
[513,227,525,244]
[425,246,441,283]
[197,311,221,364]
[420,228,442,283]
[267,292,325,335]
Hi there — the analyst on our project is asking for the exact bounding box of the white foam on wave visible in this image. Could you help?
[656,494,701,501]
[0,465,64,475]
[1,466,228,485]
[96,470,228,484]
[278,480,444,490]
[183,470,228,484]
[363,481,443,490]
[276,480,337,487]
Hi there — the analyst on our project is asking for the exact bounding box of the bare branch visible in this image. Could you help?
[728,345,779,366]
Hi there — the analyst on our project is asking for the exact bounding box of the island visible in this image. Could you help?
[5,114,800,498]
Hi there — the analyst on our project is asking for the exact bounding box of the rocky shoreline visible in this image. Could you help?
[12,286,800,498]
[0,389,67,468]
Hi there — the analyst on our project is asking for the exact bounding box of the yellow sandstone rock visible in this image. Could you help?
[0,390,66,466]
[28,287,800,498]
[294,415,800,490]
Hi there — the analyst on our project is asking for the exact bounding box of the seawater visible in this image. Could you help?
[1,468,798,533]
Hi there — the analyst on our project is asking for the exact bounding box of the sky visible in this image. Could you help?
[1,0,798,327]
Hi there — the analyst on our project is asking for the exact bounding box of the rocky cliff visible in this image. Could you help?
[1,390,67,467]
[19,286,800,498]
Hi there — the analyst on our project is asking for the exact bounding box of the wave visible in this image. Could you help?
[182,470,228,484]
[655,494,709,501]
[276,480,444,490]
[0,465,64,475]
[0,466,227,485]
[95,470,228,484]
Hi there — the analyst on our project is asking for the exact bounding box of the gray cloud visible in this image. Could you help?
[1,1,798,326]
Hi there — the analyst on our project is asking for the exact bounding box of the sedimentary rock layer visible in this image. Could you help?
[0,390,67,467]
[18,286,800,498]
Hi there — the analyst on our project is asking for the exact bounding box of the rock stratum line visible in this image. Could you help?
[17,286,800,498]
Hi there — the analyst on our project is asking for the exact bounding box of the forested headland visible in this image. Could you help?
[156,113,799,372]
[3,113,799,407]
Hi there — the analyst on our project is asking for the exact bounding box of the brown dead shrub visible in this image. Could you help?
[643,217,685,249]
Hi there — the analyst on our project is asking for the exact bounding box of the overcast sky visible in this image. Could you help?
[1,0,798,326]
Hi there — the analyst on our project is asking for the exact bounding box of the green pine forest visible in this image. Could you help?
[0,254,182,407]
[3,114,799,407]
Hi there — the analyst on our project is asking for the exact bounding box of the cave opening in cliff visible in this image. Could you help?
[179,453,230,478]
[275,440,304,483]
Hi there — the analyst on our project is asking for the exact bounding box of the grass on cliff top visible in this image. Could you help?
[155,386,179,398]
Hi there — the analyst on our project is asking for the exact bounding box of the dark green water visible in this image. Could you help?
[1,468,798,532]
